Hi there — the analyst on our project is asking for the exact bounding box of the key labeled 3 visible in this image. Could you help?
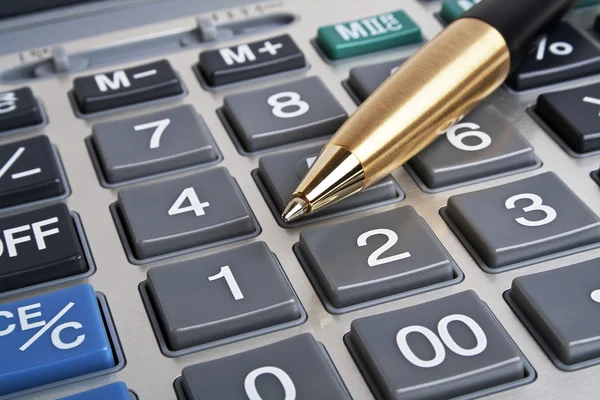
[0,284,118,396]
[346,291,535,400]
[442,172,600,271]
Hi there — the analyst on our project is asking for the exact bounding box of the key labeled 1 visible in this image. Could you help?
[0,284,115,396]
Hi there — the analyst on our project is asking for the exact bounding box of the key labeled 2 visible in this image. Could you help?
[346,291,534,400]
[442,172,600,271]
[0,136,67,208]
[296,206,460,312]
[0,284,116,396]
[0,203,88,293]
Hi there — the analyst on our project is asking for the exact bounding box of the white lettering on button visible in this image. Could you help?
[335,14,402,41]
[220,44,256,66]
[18,302,81,352]
[134,118,171,149]
[258,41,283,56]
[591,289,600,303]
[306,156,317,168]
[0,147,42,181]
[0,311,15,336]
[583,97,600,116]
[94,70,131,92]
[168,187,210,217]
[0,218,60,258]
[132,69,158,80]
[244,366,296,400]
[0,92,17,114]
[18,303,46,331]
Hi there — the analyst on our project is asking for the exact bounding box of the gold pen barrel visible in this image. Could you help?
[285,17,511,221]
[331,17,511,186]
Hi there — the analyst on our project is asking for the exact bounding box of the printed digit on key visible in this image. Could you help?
[268,92,310,119]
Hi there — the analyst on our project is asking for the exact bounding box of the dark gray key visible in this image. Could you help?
[298,206,455,310]
[347,291,528,400]
[222,77,347,152]
[408,105,537,189]
[256,145,402,225]
[180,334,350,400]
[445,172,600,269]
[0,87,43,133]
[347,59,405,102]
[536,83,600,154]
[116,167,257,260]
[509,258,600,366]
[145,242,302,351]
[92,105,219,183]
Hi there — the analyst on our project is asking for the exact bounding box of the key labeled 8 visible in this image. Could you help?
[268,91,309,119]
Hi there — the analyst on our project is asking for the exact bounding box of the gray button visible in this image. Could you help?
[408,105,538,189]
[179,334,351,400]
[347,291,529,400]
[256,145,403,226]
[444,172,600,270]
[116,167,257,260]
[298,206,455,310]
[145,242,302,352]
[347,58,405,102]
[222,76,347,152]
[92,105,219,183]
[509,258,600,367]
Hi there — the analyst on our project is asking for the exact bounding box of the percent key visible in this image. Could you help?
[0,284,115,396]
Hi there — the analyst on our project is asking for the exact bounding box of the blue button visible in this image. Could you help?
[59,382,131,400]
[0,284,115,396]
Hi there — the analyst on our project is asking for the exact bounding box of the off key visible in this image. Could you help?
[0,284,116,396]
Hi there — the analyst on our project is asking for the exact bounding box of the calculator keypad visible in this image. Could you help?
[198,34,306,86]
[222,76,347,153]
[0,135,66,208]
[179,334,350,400]
[297,206,456,311]
[536,83,600,154]
[144,242,303,353]
[408,105,538,189]
[256,144,403,225]
[0,204,87,293]
[116,167,257,260]
[507,258,600,367]
[0,87,43,133]
[444,172,600,270]
[91,104,219,184]
[72,59,183,114]
[507,23,600,90]
[347,291,530,400]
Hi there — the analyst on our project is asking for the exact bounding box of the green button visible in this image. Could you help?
[316,10,422,60]
[440,0,481,23]
[441,0,597,24]
[577,0,600,7]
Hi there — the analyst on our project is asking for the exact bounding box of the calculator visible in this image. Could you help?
[2,0,600,398]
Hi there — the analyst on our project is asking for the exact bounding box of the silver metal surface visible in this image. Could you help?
[1,1,600,399]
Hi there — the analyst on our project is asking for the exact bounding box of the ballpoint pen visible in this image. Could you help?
[282,0,580,222]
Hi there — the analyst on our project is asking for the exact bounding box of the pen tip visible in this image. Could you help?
[282,197,309,223]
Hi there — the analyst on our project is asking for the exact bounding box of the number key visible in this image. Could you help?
[220,77,347,153]
[113,167,259,262]
[442,172,600,272]
[346,291,534,399]
[296,206,460,313]
[408,105,538,190]
[176,334,350,399]
[0,87,44,134]
[141,242,305,355]
[90,105,220,185]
